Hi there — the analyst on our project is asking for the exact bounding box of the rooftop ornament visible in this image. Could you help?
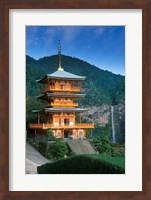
[58,40,64,71]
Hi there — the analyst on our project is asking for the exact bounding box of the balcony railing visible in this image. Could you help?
[30,123,94,129]
[41,85,81,93]
[45,102,78,107]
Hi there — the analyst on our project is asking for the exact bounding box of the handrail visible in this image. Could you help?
[41,86,81,93]
[45,102,78,107]
[51,102,78,106]
[30,123,94,129]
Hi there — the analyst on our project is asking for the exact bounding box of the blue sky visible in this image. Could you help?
[26,26,125,75]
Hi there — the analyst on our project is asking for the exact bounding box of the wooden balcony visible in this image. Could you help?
[41,85,81,93]
[45,102,78,107]
[30,123,94,129]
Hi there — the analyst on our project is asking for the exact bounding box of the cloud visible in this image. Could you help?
[26,26,39,46]
[61,26,82,42]
[45,27,56,36]
[94,27,105,36]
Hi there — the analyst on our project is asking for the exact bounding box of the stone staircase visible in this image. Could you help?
[67,139,96,154]
[26,142,51,174]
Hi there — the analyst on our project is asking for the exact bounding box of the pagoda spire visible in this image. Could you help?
[58,40,64,71]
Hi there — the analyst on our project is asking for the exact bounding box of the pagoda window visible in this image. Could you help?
[70,118,74,122]
[60,118,64,125]
[53,118,58,122]
[64,118,69,125]
[69,118,75,126]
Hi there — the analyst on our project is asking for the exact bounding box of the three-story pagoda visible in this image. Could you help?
[30,41,94,139]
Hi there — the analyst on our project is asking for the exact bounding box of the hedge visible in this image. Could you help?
[37,154,125,174]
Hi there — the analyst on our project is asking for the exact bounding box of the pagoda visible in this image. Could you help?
[29,41,94,139]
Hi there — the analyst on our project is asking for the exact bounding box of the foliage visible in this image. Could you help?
[45,129,55,141]
[92,124,112,139]
[26,54,125,107]
[26,96,45,127]
[92,135,125,157]
[28,139,69,160]
[86,129,92,139]
[49,140,68,159]
[37,154,125,174]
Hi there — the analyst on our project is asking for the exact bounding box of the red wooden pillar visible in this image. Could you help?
[62,129,64,138]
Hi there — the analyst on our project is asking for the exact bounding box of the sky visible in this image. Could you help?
[26,26,125,75]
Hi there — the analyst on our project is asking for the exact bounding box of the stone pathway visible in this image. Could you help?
[67,140,96,154]
[26,142,51,174]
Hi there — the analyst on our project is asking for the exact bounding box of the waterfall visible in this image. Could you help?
[111,105,116,143]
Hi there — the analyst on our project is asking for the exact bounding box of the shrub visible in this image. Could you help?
[38,142,48,157]
[46,128,55,141]
[49,141,68,160]
[37,154,125,174]
[28,138,69,160]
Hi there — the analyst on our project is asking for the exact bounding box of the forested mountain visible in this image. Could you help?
[26,54,125,106]
[26,54,125,144]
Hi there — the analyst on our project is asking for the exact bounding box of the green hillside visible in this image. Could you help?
[26,55,125,144]
[26,54,125,106]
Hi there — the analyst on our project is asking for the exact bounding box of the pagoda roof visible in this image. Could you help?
[38,93,86,100]
[36,69,85,83]
[32,107,90,114]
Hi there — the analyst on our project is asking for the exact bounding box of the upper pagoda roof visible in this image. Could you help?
[36,69,86,83]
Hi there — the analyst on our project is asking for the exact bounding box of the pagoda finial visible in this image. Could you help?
[58,40,64,71]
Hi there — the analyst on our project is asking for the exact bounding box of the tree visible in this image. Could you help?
[46,129,55,141]
[92,135,124,157]
[93,135,115,156]
[49,140,68,160]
